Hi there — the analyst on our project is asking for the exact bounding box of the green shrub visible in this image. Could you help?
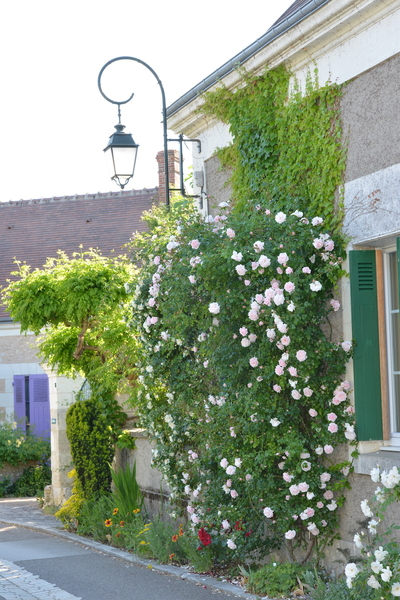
[55,469,85,525]
[245,562,305,598]
[8,464,51,497]
[66,395,118,498]
[0,417,50,467]
[0,476,11,498]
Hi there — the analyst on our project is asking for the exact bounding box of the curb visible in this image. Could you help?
[0,517,259,599]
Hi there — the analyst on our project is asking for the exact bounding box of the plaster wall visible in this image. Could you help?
[115,429,172,520]
[341,52,400,185]
[0,323,44,417]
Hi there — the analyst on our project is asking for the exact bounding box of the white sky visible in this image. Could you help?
[0,0,294,203]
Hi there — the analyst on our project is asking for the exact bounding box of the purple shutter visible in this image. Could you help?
[13,375,26,432]
[29,374,50,439]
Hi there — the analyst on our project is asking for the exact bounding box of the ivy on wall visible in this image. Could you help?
[200,66,345,228]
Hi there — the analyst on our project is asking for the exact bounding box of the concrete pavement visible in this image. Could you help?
[0,498,257,600]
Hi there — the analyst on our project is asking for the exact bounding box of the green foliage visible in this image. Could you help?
[200,67,345,229]
[75,494,115,541]
[8,464,51,497]
[128,197,354,565]
[66,395,123,499]
[244,562,305,598]
[110,462,144,517]
[308,576,356,600]
[55,469,85,524]
[0,477,11,498]
[0,417,50,468]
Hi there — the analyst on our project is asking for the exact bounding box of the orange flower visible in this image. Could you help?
[133,508,141,514]
[113,508,119,515]
[104,519,112,527]
[116,532,121,538]
[119,521,125,527]
[171,534,179,542]
[169,553,175,560]
[179,527,184,537]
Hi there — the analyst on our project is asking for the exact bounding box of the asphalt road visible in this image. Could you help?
[0,523,240,600]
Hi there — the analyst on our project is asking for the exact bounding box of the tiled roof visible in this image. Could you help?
[0,188,158,321]
[270,0,314,28]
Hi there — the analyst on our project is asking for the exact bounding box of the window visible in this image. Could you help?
[384,249,400,442]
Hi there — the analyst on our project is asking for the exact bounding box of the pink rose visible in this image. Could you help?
[303,387,313,397]
[248,310,258,321]
[328,423,338,433]
[289,485,300,495]
[190,239,200,249]
[330,299,340,311]
[309,408,318,417]
[263,507,274,518]
[249,357,259,368]
[317,502,324,509]
[324,239,334,251]
[239,327,248,336]
[275,365,284,376]
[273,384,282,392]
[275,212,286,224]
[226,228,235,238]
[296,350,307,362]
[313,238,324,249]
[281,335,291,346]
[283,472,292,482]
[277,252,289,265]
[323,490,334,500]
[291,390,301,400]
[324,445,334,454]
[302,266,311,274]
[327,412,337,422]
[288,366,298,377]
[298,482,309,492]
[285,530,296,539]
[230,490,238,498]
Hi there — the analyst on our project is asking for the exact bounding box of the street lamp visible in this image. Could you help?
[98,56,170,206]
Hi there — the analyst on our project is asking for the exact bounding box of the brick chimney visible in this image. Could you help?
[156,149,180,204]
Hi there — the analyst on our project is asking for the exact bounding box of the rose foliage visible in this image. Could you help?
[128,197,356,564]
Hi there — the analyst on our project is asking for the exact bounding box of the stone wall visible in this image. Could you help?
[114,428,173,521]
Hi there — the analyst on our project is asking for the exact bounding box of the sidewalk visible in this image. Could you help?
[0,498,256,600]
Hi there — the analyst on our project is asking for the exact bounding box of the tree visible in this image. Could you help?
[1,249,139,394]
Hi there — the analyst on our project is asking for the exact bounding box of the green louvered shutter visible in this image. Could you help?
[349,250,383,440]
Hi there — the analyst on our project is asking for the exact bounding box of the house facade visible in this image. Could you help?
[166,0,400,561]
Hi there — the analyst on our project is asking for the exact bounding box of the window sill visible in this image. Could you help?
[354,449,400,476]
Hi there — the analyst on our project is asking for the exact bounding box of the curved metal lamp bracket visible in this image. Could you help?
[98,56,170,206]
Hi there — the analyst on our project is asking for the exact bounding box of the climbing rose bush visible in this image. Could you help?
[129,199,356,563]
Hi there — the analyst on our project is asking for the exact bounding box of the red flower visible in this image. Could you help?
[198,527,212,546]
[234,520,243,531]
[245,530,253,537]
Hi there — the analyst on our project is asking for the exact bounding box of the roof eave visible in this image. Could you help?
[166,0,331,119]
